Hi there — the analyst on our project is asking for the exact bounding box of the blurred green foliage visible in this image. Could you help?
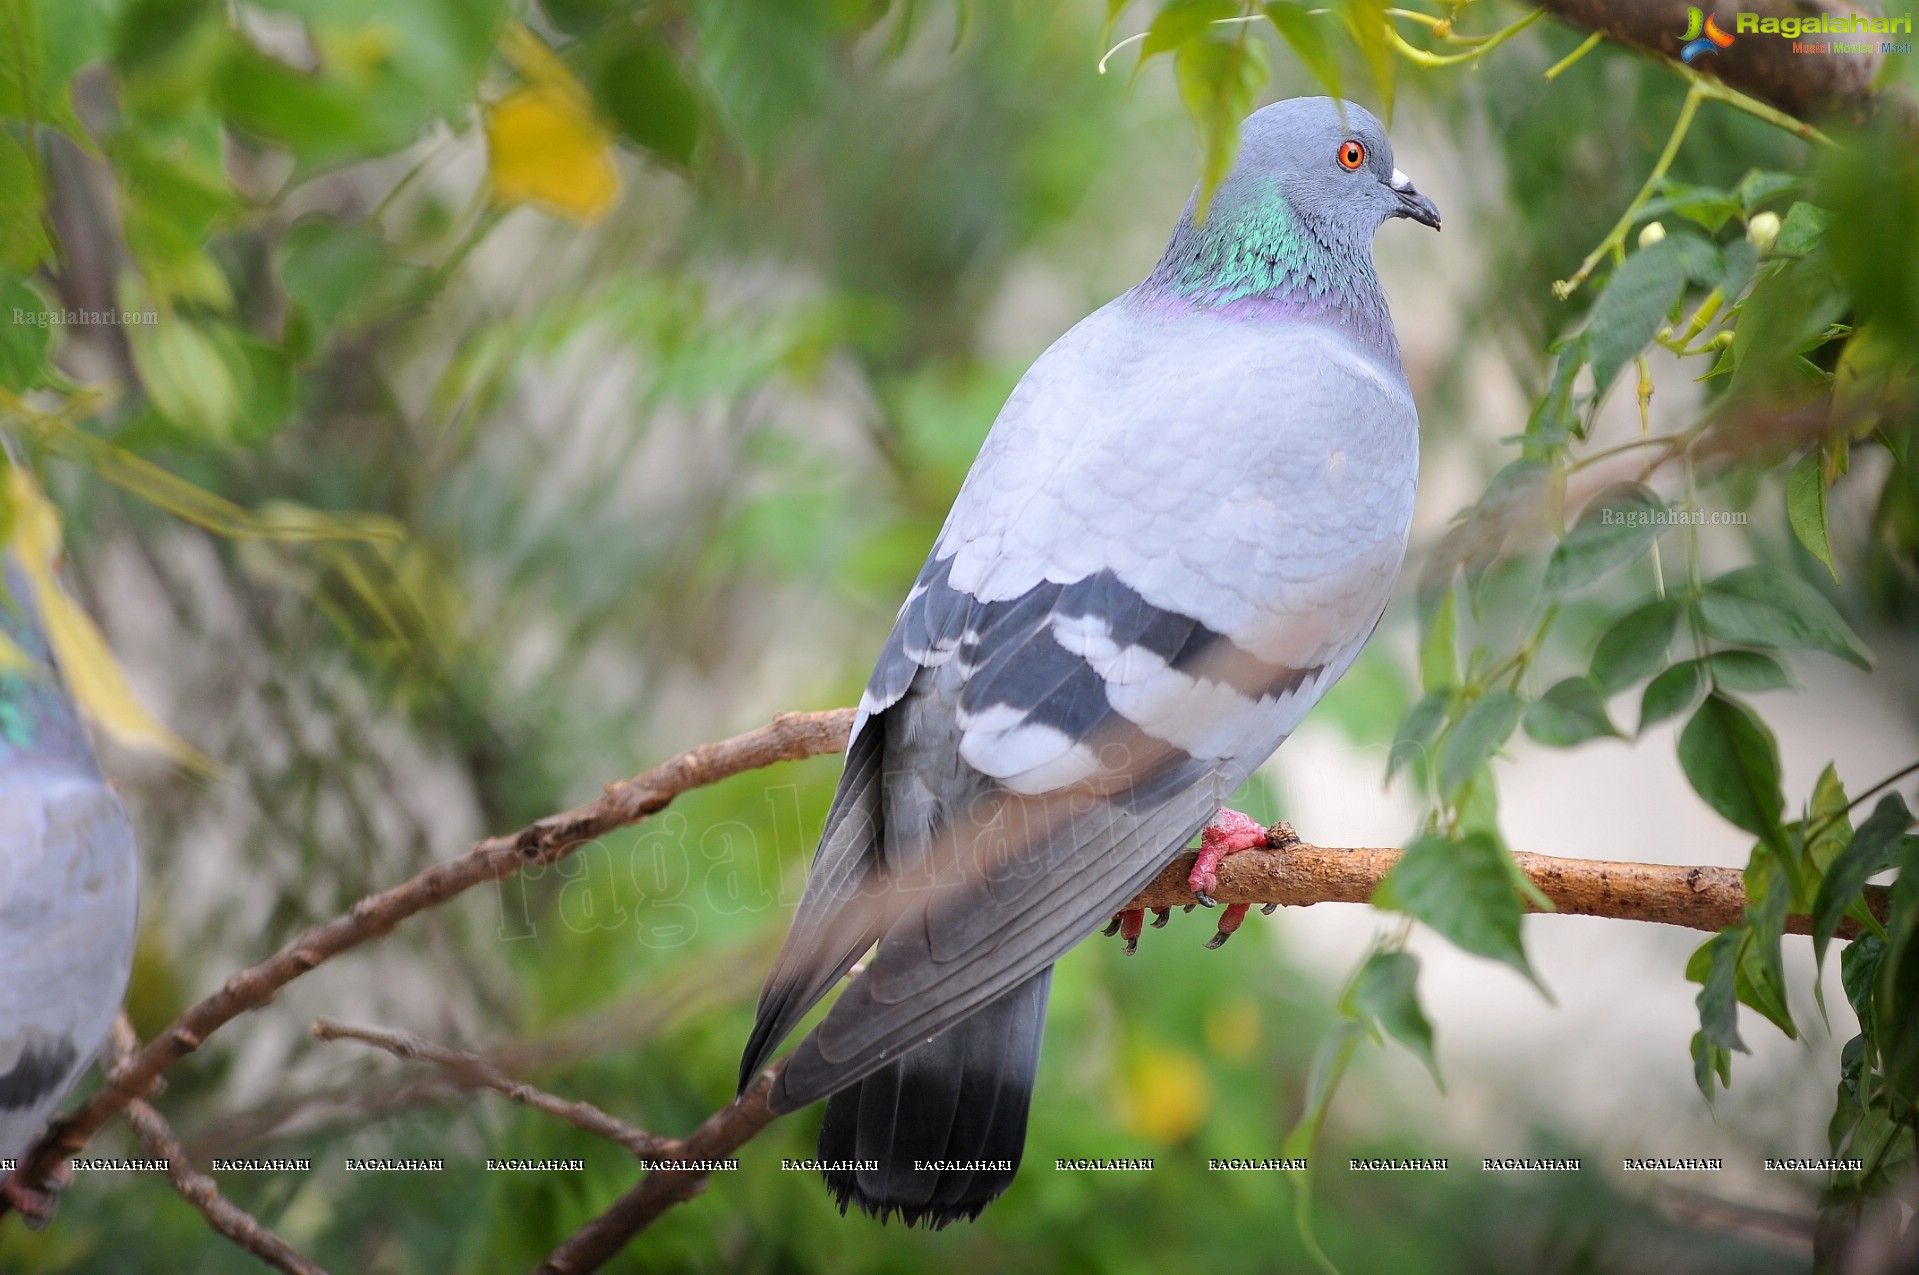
[0,0,1916,1270]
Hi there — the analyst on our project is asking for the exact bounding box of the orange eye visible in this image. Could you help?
[1337,140,1366,171]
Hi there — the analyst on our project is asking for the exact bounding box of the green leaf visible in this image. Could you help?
[1374,832,1538,986]
[1678,692,1784,843]
[1419,580,1457,692]
[1787,450,1837,581]
[1387,689,1450,785]
[1706,649,1793,693]
[600,35,703,167]
[1436,689,1520,798]
[1339,0,1393,114]
[1522,676,1619,747]
[1174,31,1267,219]
[232,336,295,443]
[1734,169,1800,213]
[541,0,623,37]
[1729,254,1848,396]
[1737,853,1796,1037]
[1804,764,1851,883]
[1640,658,1707,731]
[229,0,508,160]
[1524,347,1580,455]
[0,131,51,273]
[1691,1030,1732,1099]
[215,43,389,167]
[1543,482,1666,597]
[1689,929,1747,1054]
[280,219,385,337]
[1647,180,1738,233]
[1590,595,1682,693]
[0,272,52,390]
[1812,794,1913,967]
[1842,933,1883,1028]
[1774,201,1830,256]
[1585,237,1690,396]
[1140,0,1238,60]
[128,315,243,439]
[1696,564,1871,670]
[1347,949,1440,1087]
[1261,2,1339,97]
[1717,238,1759,302]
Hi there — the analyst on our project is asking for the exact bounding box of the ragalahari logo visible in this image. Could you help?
[1680,6,1736,60]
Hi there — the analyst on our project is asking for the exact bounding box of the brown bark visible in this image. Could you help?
[1536,0,1885,119]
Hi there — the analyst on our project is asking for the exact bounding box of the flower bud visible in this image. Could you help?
[1637,221,1667,249]
[1747,211,1781,252]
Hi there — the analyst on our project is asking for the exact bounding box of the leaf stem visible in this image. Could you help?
[1555,82,1704,300]
[1386,5,1543,66]
[1676,62,1833,147]
[1543,30,1604,79]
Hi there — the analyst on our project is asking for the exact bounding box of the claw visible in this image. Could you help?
[1118,907,1145,955]
[1194,890,1217,909]
[1102,915,1122,937]
[1261,903,1278,915]
[1206,903,1251,950]
[1150,907,1171,928]
[1182,903,1195,913]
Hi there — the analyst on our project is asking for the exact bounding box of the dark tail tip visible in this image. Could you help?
[810,968,1051,1228]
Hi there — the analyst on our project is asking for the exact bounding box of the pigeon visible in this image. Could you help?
[0,558,139,1217]
[739,96,1438,1227]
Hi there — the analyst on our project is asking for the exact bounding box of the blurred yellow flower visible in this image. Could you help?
[484,26,620,224]
[1117,1044,1211,1144]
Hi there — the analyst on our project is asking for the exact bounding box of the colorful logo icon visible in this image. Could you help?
[1680,6,1736,60]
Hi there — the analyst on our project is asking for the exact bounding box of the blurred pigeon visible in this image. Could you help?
[0,559,139,1217]
[740,97,1438,1226]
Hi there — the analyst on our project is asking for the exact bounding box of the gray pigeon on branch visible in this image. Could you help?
[0,559,139,1218]
[740,96,1438,1226]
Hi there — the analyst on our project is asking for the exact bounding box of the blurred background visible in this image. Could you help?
[0,0,1914,1270]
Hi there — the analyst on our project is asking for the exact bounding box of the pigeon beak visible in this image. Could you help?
[1386,168,1441,231]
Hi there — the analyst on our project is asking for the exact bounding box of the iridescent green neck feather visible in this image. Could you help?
[1140,181,1396,354]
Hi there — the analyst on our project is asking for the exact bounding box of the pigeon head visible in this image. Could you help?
[1231,97,1440,238]
[1145,96,1438,319]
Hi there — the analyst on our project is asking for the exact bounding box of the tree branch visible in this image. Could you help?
[1533,0,1883,119]
[535,1064,784,1275]
[2,708,854,1216]
[311,1019,667,1158]
[1130,843,1889,937]
[108,1017,329,1275]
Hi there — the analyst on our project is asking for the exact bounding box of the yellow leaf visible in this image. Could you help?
[1117,1044,1211,1144]
[485,26,619,223]
[7,468,213,773]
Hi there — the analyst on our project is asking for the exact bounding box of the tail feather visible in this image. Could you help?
[818,968,1050,1227]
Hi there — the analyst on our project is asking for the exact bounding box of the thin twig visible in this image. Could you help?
[311,1019,667,1158]
[1,708,855,1216]
[109,1017,329,1275]
[535,1064,784,1275]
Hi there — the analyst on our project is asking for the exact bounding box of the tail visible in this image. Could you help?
[816,968,1051,1228]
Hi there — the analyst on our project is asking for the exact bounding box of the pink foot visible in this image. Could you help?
[1188,809,1269,906]
[1188,813,1301,948]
